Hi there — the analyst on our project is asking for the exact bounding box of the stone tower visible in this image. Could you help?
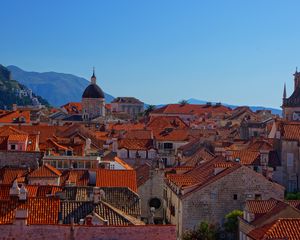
[82,68,105,121]
[282,69,300,121]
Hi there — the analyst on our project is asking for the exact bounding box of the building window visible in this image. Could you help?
[170,205,175,216]
[287,153,294,167]
[10,144,16,150]
[233,194,238,200]
[255,194,261,200]
[63,161,69,169]
[57,161,62,169]
[149,198,162,210]
[85,161,91,169]
[253,166,258,172]
[78,161,84,168]
[164,143,173,149]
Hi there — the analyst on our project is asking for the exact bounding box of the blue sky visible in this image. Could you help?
[1,0,300,108]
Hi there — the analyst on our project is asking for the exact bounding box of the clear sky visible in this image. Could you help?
[1,0,300,108]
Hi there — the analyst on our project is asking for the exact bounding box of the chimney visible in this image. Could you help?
[93,187,101,204]
[225,151,233,161]
[259,150,269,166]
[14,209,28,226]
[85,215,93,226]
[10,180,20,197]
[19,184,28,201]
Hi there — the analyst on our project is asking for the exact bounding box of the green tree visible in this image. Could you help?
[223,210,243,240]
[286,192,300,200]
[182,221,220,240]
[144,105,156,116]
[179,99,189,105]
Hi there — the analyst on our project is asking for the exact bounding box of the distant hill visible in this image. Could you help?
[185,98,282,115]
[7,65,115,107]
[0,65,49,109]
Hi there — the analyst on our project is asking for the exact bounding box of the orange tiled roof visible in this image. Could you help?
[281,122,300,141]
[0,126,29,137]
[287,200,300,210]
[46,138,70,151]
[0,110,30,123]
[119,139,154,150]
[166,156,239,189]
[153,128,190,141]
[246,198,279,217]
[8,134,28,142]
[231,150,260,165]
[0,185,62,199]
[124,129,153,140]
[0,168,28,184]
[60,170,89,186]
[136,164,150,187]
[96,169,137,192]
[152,104,232,116]
[246,199,300,222]
[0,185,10,200]
[61,102,82,114]
[11,125,69,144]
[248,218,300,240]
[29,164,61,178]
[0,197,60,224]
[147,116,188,130]
[108,122,145,131]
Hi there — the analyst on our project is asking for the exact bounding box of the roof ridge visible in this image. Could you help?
[100,200,144,225]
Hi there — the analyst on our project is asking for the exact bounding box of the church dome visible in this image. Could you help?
[82,84,105,99]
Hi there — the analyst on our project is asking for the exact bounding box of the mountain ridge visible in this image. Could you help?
[7,65,282,115]
[7,65,114,107]
[0,65,49,109]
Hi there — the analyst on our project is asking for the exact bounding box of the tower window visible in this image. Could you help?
[233,194,238,200]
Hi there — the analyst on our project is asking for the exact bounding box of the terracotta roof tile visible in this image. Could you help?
[152,104,231,116]
[153,128,190,141]
[96,169,137,192]
[147,116,188,130]
[0,197,60,224]
[231,150,260,165]
[7,134,28,142]
[29,164,61,178]
[61,102,82,114]
[108,122,145,131]
[0,168,28,184]
[124,129,153,140]
[119,139,154,150]
[248,218,300,240]
[281,121,300,141]
[167,156,239,189]
[136,164,150,187]
[60,170,89,186]
[0,110,30,123]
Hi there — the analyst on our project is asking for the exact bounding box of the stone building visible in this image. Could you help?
[277,121,300,192]
[282,69,300,121]
[82,69,105,121]
[136,164,165,224]
[111,97,144,118]
[164,156,284,238]
[239,198,300,240]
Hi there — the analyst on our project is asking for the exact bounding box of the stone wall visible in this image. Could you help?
[0,150,43,168]
[0,223,176,240]
[165,166,285,237]
[138,169,165,223]
[281,140,300,192]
